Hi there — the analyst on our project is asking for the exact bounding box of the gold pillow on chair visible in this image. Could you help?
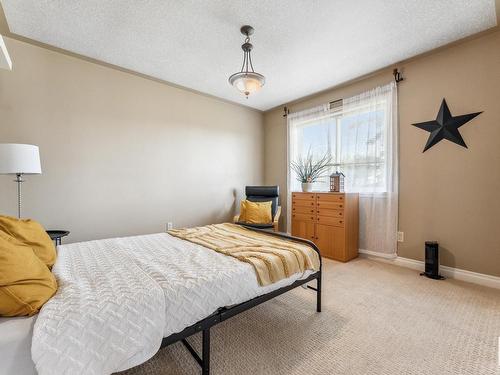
[239,200,272,224]
[0,231,57,317]
[0,215,56,268]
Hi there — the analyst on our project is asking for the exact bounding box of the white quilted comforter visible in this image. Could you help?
[32,232,312,375]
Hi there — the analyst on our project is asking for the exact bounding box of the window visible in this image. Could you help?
[287,83,399,255]
[289,86,394,194]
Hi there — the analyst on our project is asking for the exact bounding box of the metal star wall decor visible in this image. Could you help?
[412,99,482,152]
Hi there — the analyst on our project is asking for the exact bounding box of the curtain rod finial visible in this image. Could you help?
[393,68,404,83]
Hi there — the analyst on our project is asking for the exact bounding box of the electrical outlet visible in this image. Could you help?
[397,231,404,242]
[167,222,173,231]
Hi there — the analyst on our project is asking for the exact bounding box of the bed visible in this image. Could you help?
[0,316,37,375]
[3,225,321,375]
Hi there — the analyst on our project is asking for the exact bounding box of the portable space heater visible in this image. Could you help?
[420,241,444,280]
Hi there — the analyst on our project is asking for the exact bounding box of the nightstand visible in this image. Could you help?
[46,230,70,246]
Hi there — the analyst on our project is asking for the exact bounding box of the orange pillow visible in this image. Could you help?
[0,231,57,317]
[239,200,272,224]
[0,215,56,268]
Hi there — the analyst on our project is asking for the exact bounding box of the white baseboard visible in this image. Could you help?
[359,250,500,290]
[359,249,397,260]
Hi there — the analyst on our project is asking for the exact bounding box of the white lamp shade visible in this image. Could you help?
[0,144,42,174]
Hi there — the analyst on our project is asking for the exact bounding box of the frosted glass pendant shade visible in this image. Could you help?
[228,72,265,97]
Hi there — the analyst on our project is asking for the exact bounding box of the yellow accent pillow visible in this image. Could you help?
[0,215,56,268]
[239,200,248,222]
[240,200,272,224]
[0,231,58,317]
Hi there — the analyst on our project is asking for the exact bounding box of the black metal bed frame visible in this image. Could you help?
[159,227,322,375]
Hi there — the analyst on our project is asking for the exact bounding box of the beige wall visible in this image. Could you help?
[0,37,264,243]
[1,27,499,277]
[264,30,500,277]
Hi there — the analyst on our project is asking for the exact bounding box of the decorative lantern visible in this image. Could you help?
[330,171,345,192]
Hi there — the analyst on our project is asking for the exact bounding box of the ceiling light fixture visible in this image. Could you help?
[228,25,265,98]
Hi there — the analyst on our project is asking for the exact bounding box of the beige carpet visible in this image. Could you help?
[120,258,500,375]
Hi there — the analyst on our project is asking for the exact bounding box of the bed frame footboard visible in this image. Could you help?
[160,228,322,375]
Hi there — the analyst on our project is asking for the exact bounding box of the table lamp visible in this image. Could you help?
[0,144,42,218]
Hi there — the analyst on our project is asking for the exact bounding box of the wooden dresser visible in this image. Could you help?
[291,192,359,262]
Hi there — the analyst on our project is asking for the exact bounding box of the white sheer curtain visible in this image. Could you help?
[286,103,332,235]
[343,83,398,256]
[287,82,399,256]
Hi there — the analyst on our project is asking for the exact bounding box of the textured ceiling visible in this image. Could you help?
[2,0,497,111]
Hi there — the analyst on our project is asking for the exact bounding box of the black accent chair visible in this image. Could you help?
[234,186,281,231]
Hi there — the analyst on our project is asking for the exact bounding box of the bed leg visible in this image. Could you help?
[202,328,210,375]
[316,274,322,313]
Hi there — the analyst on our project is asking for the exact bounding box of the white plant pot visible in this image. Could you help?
[301,182,313,192]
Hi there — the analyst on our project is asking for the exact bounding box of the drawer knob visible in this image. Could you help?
[339,220,343,223]
[311,217,314,220]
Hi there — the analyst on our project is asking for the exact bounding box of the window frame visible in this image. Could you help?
[289,98,390,193]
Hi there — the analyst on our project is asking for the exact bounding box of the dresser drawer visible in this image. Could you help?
[292,199,316,208]
[316,209,344,218]
[316,201,344,210]
[292,213,316,222]
[292,205,316,215]
[317,215,344,227]
[292,192,316,201]
[316,193,344,202]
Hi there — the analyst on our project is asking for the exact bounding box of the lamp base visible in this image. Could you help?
[14,173,24,219]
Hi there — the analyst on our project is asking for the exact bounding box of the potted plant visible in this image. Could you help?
[291,151,331,192]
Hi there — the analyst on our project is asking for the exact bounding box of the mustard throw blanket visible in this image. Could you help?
[168,223,320,286]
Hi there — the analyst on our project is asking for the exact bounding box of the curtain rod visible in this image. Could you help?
[283,68,404,118]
